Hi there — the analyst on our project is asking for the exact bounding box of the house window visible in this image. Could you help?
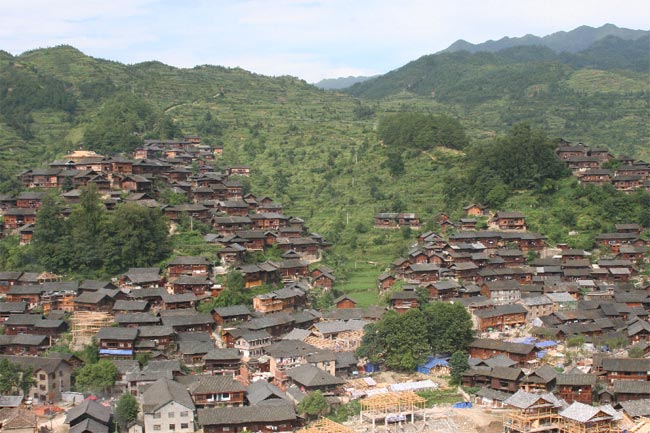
[39,374,46,380]
[169,425,176,431]
[180,412,188,417]
[153,413,161,419]
[180,424,189,430]
[153,426,161,431]
[168,412,175,418]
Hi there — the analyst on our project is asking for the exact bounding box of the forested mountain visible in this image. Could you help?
[346,37,650,158]
[443,23,648,54]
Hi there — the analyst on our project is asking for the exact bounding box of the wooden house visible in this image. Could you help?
[389,291,419,313]
[96,327,138,358]
[171,276,212,296]
[473,304,527,331]
[198,404,297,433]
[491,212,526,231]
[464,204,489,217]
[167,256,212,278]
[613,380,650,402]
[469,339,537,364]
[203,348,242,376]
[602,358,650,384]
[578,169,612,185]
[252,286,307,314]
[334,295,357,309]
[2,208,37,229]
[189,376,245,408]
[211,305,251,327]
[556,373,596,404]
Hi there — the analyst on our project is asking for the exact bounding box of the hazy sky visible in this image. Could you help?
[1,0,647,82]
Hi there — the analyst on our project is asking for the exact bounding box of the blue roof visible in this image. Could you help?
[99,349,133,356]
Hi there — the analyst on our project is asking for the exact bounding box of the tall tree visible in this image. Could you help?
[0,360,35,395]
[423,302,474,353]
[115,393,140,429]
[74,359,118,394]
[297,391,329,419]
[31,194,71,272]
[449,351,470,385]
[68,185,106,273]
[103,203,171,275]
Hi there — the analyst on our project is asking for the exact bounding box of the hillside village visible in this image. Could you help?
[0,134,649,433]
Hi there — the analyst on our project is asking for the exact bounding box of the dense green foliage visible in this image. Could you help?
[74,359,118,393]
[30,186,171,277]
[115,393,140,429]
[297,390,329,418]
[0,359,36,395]
[445,123,569,206]
[449,351,470,385]
[356,302,474,371]
[378,112,468,150]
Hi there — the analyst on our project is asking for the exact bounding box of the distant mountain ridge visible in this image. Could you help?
[443,23,648,53]
[313,75,374,90]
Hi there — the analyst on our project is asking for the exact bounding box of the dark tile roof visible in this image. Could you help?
[246,380,289,406]
[142,378,195,413]
[96,327,138,341]
[602,357,650,373]
[284,364,345,388]
[188,376,245,394]
[198,403,296,426]
[64,399,112,425]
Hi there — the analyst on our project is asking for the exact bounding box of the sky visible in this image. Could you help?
[0,0,647,82]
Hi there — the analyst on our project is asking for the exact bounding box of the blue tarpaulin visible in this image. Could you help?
[416,356,449,374]
[99,349,133,356]
[364,363,380,373]
[453,402,472,408]
[536,340,557,348]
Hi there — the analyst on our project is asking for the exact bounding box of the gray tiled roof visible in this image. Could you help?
[96,327,138,341]
[246,380,289,406]
[142,378,195,413]
[188,376,245,394]
[284,364,345,388]
[64,399,112,425]
[198,403,296,426]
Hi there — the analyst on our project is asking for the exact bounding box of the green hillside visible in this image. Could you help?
[0,42,649,287]
[346,41,649,158]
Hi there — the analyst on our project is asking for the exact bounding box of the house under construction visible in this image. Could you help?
[504,390,624,433]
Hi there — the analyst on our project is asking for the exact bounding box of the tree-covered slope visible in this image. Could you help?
[346,41,649,158]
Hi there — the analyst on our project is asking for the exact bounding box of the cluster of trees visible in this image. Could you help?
[83,93,180,155]
[31,186,171,277]
[74,359,118,394]
[356,302,473,371]
[378,112,469,151]
[445,123,569,207]
[0,359,36,395]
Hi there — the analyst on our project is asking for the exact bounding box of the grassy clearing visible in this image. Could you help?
[416,389,465,406]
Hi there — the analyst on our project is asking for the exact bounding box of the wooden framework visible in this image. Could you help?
[504,407,560,433]
[297,418,354,433]
[360,392,427,429]
[558,418,622,433]
[69,311,114,345]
